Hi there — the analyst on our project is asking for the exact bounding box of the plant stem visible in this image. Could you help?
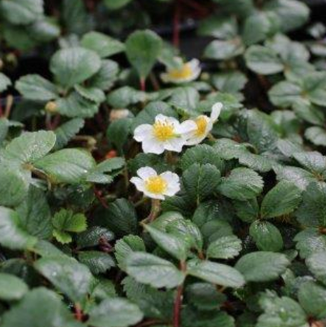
[140,77,146,92]
[4,95,13,118]
[141,199,161,224]
[173,261,186,327]
[93,187,109,209]
[74,303,83,321]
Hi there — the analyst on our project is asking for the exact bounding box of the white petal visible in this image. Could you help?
[143,190,165,200]
[164,138,185,152]
[188,58,200,70]
[155,114,179,126]
[130,177,146,192]
[137,167,157,180]
[185,134,206,146]
[142,138,165,154]
[134,124,153,142]
[176,120,197,134]
[211,102,223,122]
[164,183,181,196]
[160,171,180,184]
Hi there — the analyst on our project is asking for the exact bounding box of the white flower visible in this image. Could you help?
[185,102,223,146]
[134,114,196,154]
[109,109,130,122]
[160,58,201,84]
[130,167,180,200]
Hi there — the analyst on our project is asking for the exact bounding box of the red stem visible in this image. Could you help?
[93,187,109,209]
[140,78,146,92]
[173,0,180,48]
[74,303,83,321]
[173,261,186,327]
[0,95,3,117]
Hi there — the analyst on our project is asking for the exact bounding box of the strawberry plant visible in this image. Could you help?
[0,0,326,327]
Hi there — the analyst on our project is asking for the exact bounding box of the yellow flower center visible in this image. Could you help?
[153,121,175,141]
[195,116,208,136]
[168,63,193,80]
[145,176,167,194]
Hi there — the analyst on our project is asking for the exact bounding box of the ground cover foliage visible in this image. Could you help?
[0,0,326,326]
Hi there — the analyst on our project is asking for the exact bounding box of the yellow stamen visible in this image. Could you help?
[145,176,167,194]
[195,116,208,136]
[153,121,175,141]
[168,63,193,80]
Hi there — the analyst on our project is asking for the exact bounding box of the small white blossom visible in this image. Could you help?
[134,114,196,154]
[161,58,201,84]
[185,102,223,146]
[130,167,180,200]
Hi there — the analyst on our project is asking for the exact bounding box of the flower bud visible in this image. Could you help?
[109,109,130,122]
[45,101,57,113]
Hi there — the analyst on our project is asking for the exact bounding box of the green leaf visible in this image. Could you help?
[211,71,247,93]
[88,298,143,327]
[56,92,99,118]
[249,221,283,252]
[235,251,290,282]
[52,230,72,244]
[16,75,58,101]
[217,168,263,201]
[145,225,188,261]
[103,198,138,236]
[125,252,185,289]
[107,86,146,108]
[16,186,52,239]
[50,47,101,89]
[0,273,28,301]
[298,281,326,319]
[261,181,302,218]
[268,81,302,107]
[188,260,245,288]
[103,0,132,10]
[81,31,125,58]
[207,235,242,260]
[245,45,284,75]
[168,87,200,115]
[198,15,238,39]
[257,293,308,327]
[0,288,83,327]
[34,256,92,302]
[0,206,37,250]
[125,30,162,79]
[79,251,115,275]
[0,0,43,25]
[115,235,146,271]
[295,228,326,259]
[76,226,114,249]
[0,166,29,207]
[183,163,221,203]
[181,144,224,172]
[204,38,244,60]
[293,151,326,174]
[34,148,96,184]
[296,182,326,228]
[4,130,56,164]
[264,0,310,32]
[54,118,85,149]
[74,85,105,103]
[234,198,259,223]
[89,59,119,91]
[107,118,132,151]
[306,252,326,286]
[305,127,326,147]
[0,73,11,92]
[52,209,87,233]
